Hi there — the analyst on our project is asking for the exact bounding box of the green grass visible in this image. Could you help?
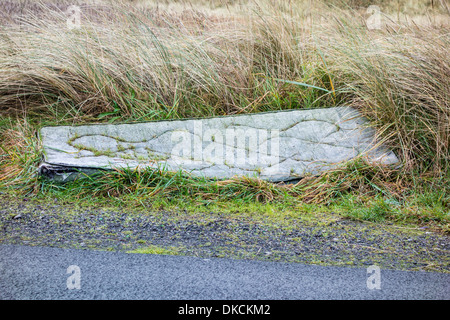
[19,161,446,232]
[127,244,184,255]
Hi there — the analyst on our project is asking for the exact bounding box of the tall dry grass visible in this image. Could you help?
[0,0,449,175]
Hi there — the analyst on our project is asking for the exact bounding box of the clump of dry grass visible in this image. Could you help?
[0,120,42,190]
[291,160,409,204]
[320,16,450,173]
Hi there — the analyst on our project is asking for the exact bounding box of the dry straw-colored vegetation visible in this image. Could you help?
[0,0,449,205]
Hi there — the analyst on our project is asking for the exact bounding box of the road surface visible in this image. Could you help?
[0,244,448,300]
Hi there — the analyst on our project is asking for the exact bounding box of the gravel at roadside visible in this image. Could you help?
[0,194,448,272]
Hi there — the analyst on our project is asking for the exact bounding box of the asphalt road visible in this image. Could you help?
[0,244,448,300]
